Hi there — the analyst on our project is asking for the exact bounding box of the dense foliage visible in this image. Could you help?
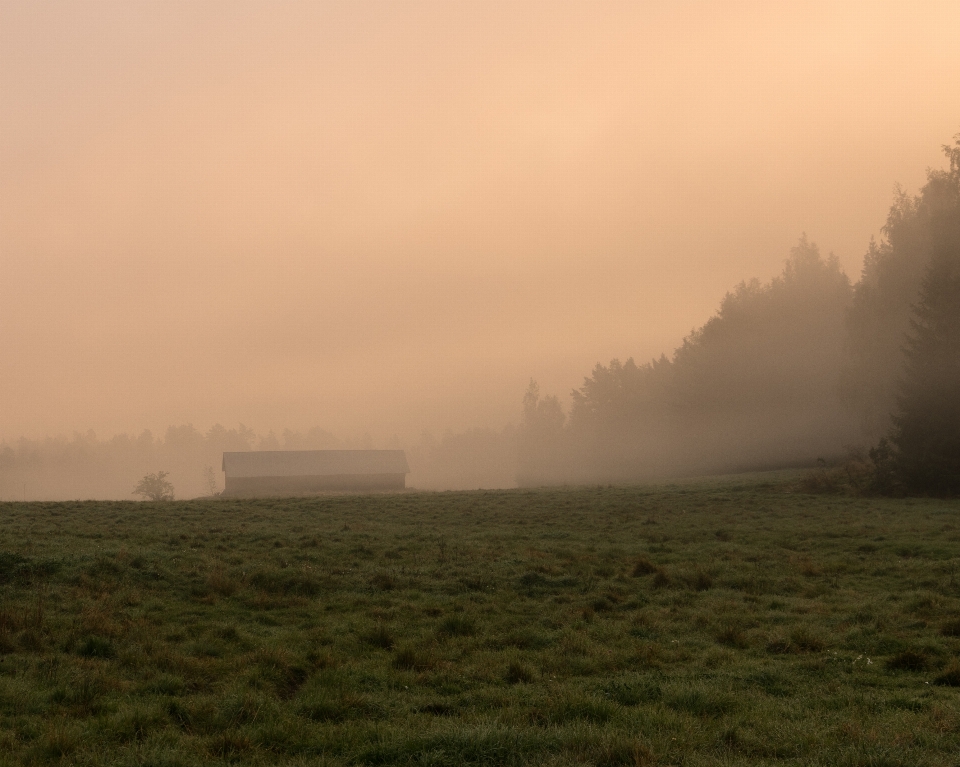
[521,136,960,492]
[523,239,856,484]
[890,186,960,494]
[844,137,960,444]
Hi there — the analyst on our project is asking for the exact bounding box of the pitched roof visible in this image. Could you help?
[222,450,409,477]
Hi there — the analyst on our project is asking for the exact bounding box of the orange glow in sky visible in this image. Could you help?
[2,1,960,443]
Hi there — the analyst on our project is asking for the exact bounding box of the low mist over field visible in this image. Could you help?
[3,3,960,498]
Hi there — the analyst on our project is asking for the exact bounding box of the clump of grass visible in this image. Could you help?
[667,687,736,718]
[886,649,928,672]
[766,637,793,654]
[940,618,960,637]
[790,627,825,653]
[206,566,237,597]
[593,737,657,767]
[603,678,661,706]
[651,568,672,589]
[298,691,383,722]
[248,569,320,596]
[392,645,434,672]
[688,570,713,591]
[715,625,748,649]
[437,614,476,638]
[505,660,535,684]
[550,695,616,724]
[418,701,456,716]
[370,572,396,590]
[630,556,658,577]
[798,462,842,494]
[503,628,551,650]
[205,730,254,760]
[933,659,960,686]
[77,635,114,659]
[361,623,395,650]
[33,719,81,761]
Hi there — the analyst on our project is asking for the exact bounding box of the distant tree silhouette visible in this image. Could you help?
[890,228,960,495]
[844,136,960,440]
[555,236,855,480]
[517,380,567,485]
[133,471,175,501]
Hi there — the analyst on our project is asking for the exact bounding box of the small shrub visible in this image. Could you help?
[799,461,841,494]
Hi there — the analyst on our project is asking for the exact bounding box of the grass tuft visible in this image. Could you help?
[886,649,928,672]
[630,556,658,576]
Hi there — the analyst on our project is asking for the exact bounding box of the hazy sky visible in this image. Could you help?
[3,1,960,444]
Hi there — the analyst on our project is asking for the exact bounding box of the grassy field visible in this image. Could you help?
[1,475,959,766]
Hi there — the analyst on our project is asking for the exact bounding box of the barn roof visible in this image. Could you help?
[222,450,409,477]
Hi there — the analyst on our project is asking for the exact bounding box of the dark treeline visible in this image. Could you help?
[520,137,960,490]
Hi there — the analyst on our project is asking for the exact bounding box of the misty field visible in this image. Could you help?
[1,478,959,766]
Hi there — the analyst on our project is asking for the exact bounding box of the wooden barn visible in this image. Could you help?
[221,450,409,496]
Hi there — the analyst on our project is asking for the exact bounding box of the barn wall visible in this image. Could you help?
[223,473,406,496]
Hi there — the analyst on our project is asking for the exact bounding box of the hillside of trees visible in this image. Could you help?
[520,136,960,492]
[520,237,858,485]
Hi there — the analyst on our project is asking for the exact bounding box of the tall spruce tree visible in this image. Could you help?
[890,183,960,494]
[843,136,960,442]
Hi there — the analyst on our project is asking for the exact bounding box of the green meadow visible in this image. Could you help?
[1,476,959,766]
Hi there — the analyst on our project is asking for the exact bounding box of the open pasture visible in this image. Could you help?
[1,477,959,765]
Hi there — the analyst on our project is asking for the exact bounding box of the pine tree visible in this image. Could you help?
[891,239,960,495]
[843,136,960,441]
